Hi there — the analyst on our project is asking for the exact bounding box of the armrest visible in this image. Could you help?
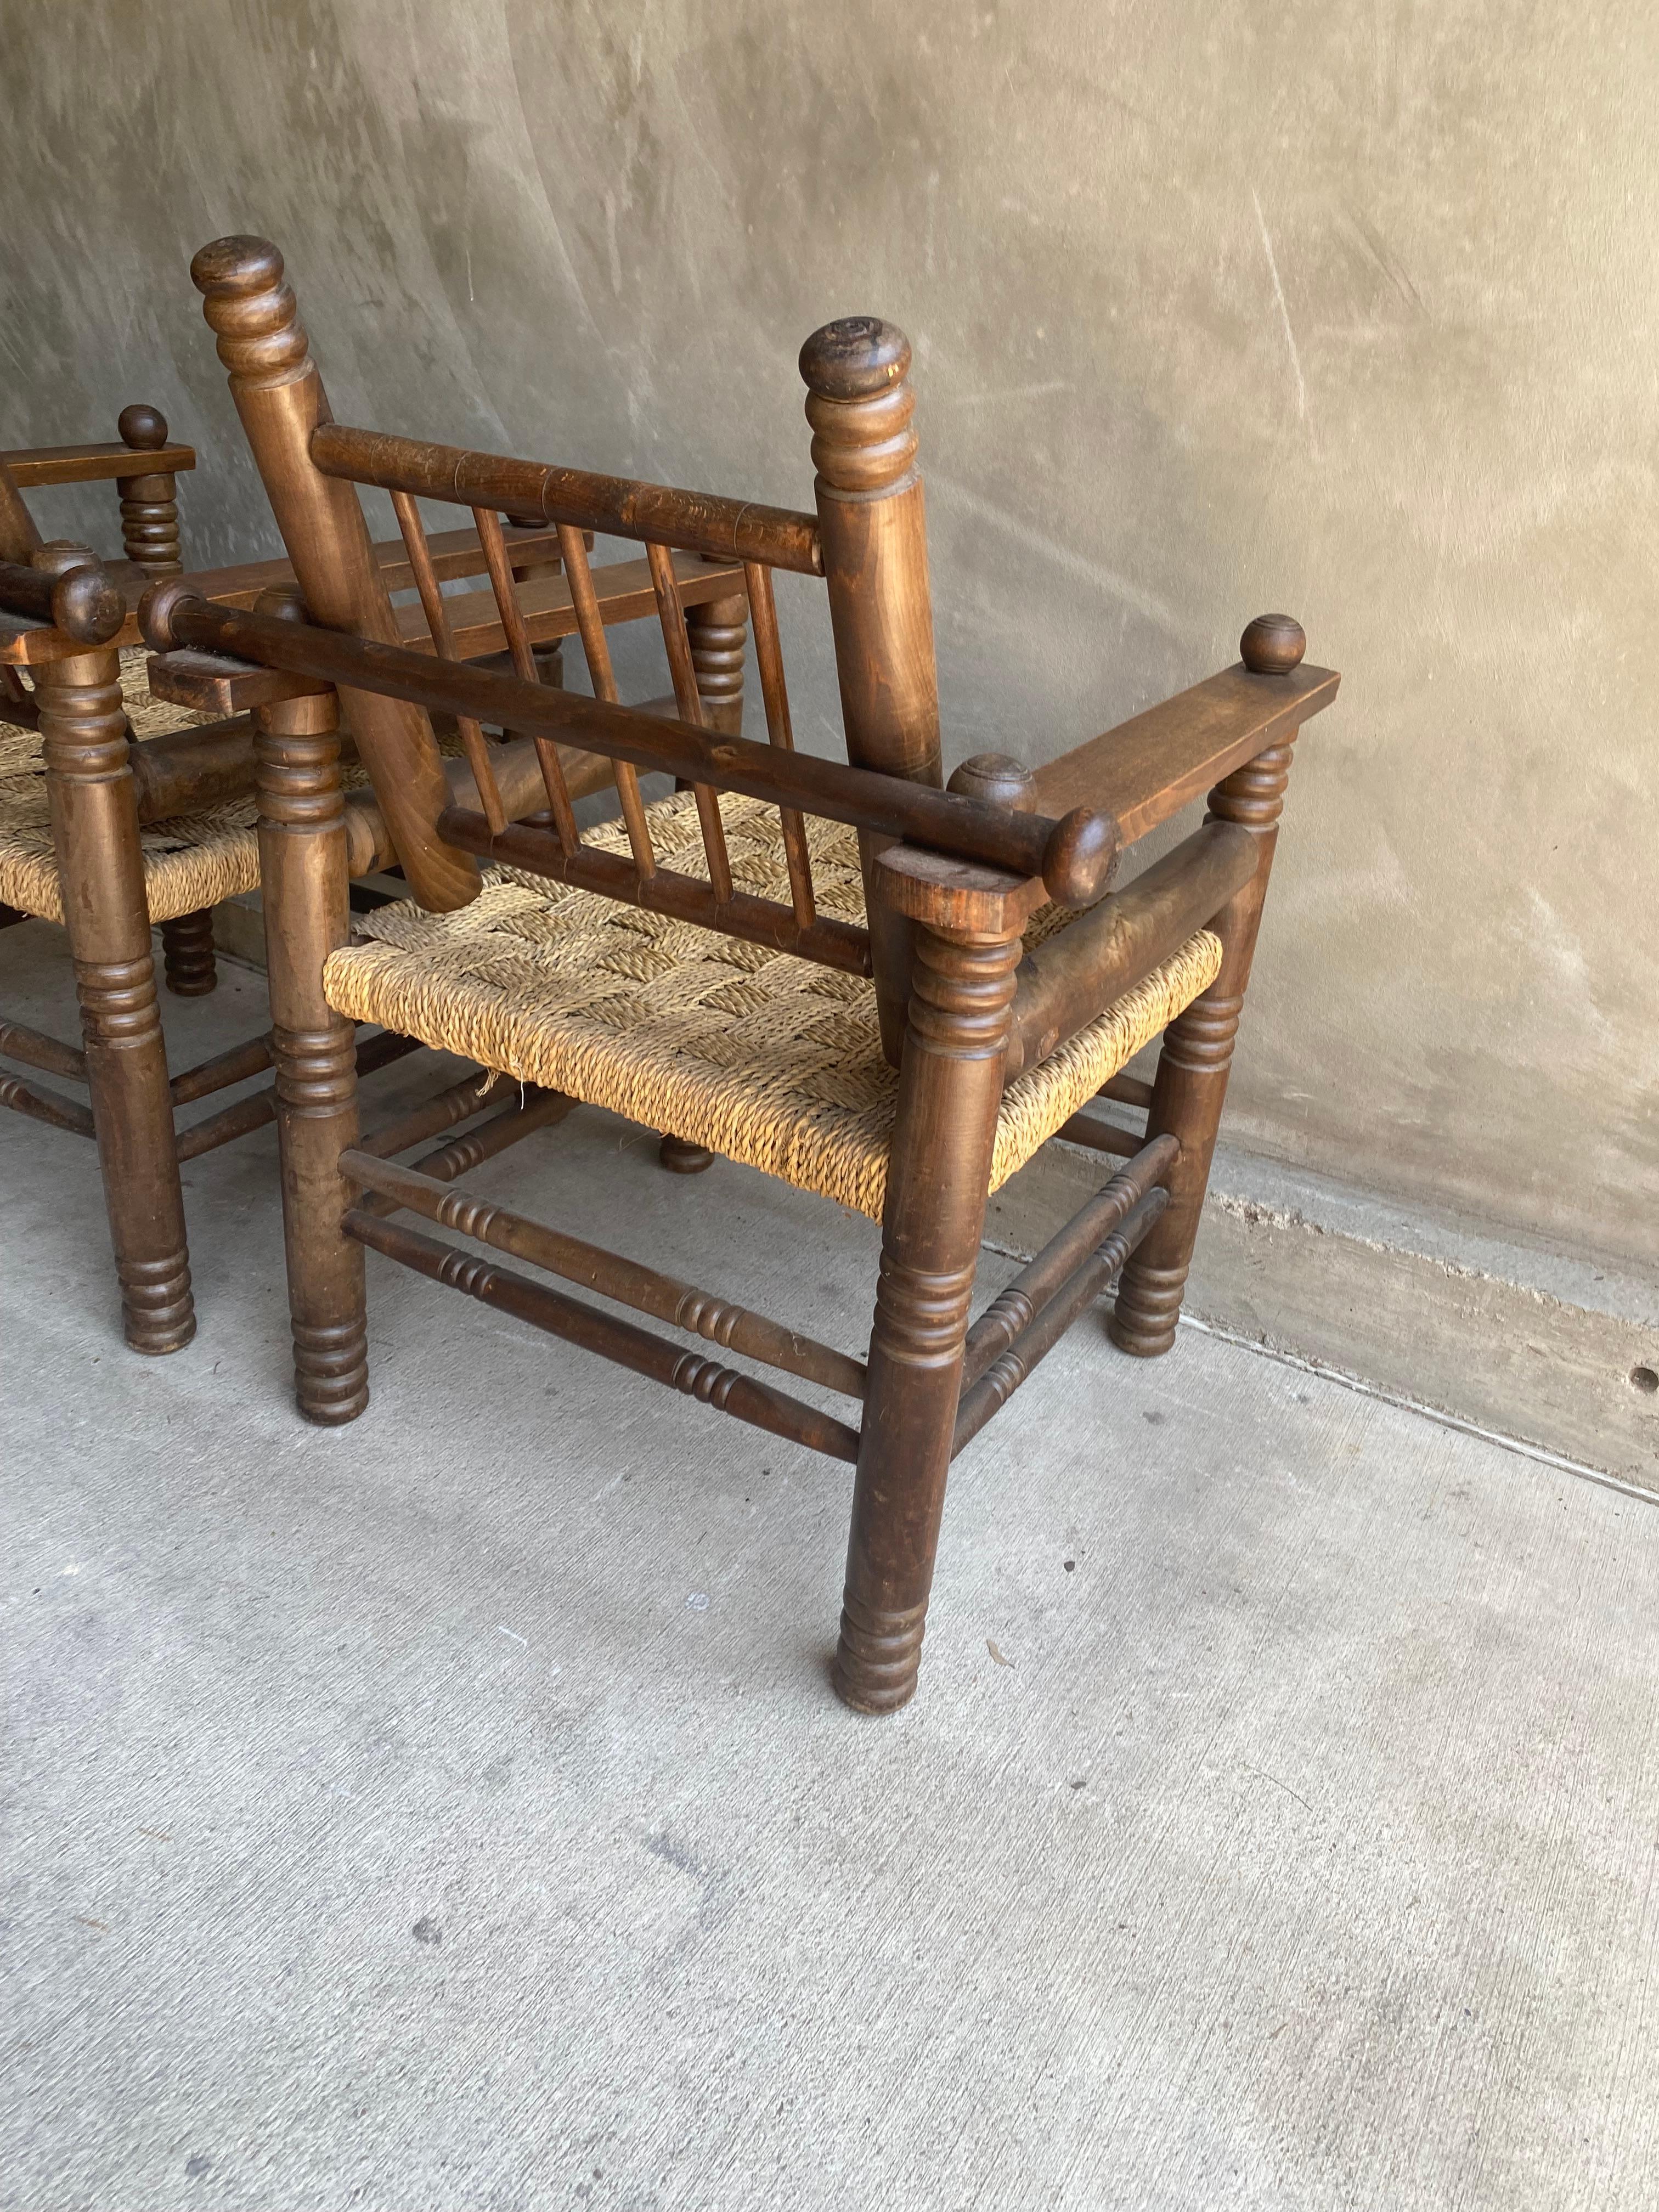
[1031,654,1339,844]
[177,522,574,613]
[0,439,198,488]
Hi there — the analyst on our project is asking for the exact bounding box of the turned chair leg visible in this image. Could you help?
[834,917,1023,1714]
[658,1134,713,1175]
[254,676,368,1423]
[37,646,194,1353]
[686,584,747,736]
[1111,732,1299,1358]
[115,404,182,576]
[160,907,217,995]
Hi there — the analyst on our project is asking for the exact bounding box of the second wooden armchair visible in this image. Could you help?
[147,235,1339,1712]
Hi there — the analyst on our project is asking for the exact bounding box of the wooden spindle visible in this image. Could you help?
[189,234,476,914]
[472,504,580,852]
[115,405,182,574]
[391,490,506,834]
[743,561,815,930]
[646,539,732,904]
[159,907,217,996]
[799,318,940,1065]
[557,522,655,877]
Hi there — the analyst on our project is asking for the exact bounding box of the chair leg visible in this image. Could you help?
[254,689,368,1424]
[160,908,218,996]
[686,588,747,735]
[1111,735,1299,1357]
[834,917,1022,1714]
[658,1134,713,1175]
[37,650,194,1354]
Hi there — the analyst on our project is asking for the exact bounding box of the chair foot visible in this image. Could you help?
[831,1592,928,1714]
[1108,1261,1186,1357]
[293,1318,369,1425]
[160,909,217,996]
[121,1251,196,1354]
[658,1134,713,1175]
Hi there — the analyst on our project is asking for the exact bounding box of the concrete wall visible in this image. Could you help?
[3,1,1652,1268]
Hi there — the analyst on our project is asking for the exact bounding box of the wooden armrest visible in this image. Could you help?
[1,440,197,488]
[177,523,573,613]
[1031,658,1339,844]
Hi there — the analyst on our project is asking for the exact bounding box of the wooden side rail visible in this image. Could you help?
[127,714,257,823]
[1031,619,1339,843]
[1,437,198,489]
[140,587,1120,907]
[0,551,125,645]
[311,424,824,577]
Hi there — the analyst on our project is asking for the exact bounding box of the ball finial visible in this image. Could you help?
[118,403,169,452]
[190,233,285,300]
[138,575,207,653]
[1240,613,1305,676]
[798,317,912,402]
[947,753,1038,813]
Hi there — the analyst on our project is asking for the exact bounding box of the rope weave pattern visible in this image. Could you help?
[326,790,1222,1220]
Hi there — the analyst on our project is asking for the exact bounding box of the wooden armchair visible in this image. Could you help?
[0,384,730,1351]
[145,235,1339,1711]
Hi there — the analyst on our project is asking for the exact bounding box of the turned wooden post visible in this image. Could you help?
[252,588,367,1423]
[800,318,941,1066]
[686,575,747,736]
[834,844,1025,1713]
[160,908,217,995]
[190,234,477,915]
[35,554,193,1352]
[115,404,182,574]
[1111,614,1307,1358]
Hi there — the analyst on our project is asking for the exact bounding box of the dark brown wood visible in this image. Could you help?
[128,714,257,823]
[960,1137,1178,1389]
[252,682,368,1420]
[310,422,824,575]
[1111,622,1310,1357]
[190,234,476,913]
[116,405,183,575]
[0,458,45,561]
[834,909,1025,1713]
[557,524,654,872]
[952,1188,1169,1456]
[1004,820,1259,1076]
[657,1135,714,1176]
[686,582,747,738]
[343,1148,867,1401]
[356,1086,575,1208]
[0,1069,97,1136]
[0,551,125,645]
[1098,1072,1154,1110]
[744,561,816,930]
[1053,1110,1143,1159]
[440,806,871,976]
[390,549,747,663]
[359,1068,515,1160]
[0,1014,87,1084]
[346,1209,861,1460]
[389,489,506,833]
[1030,658,1338,843]
[168,1032,273,1106]
[160,909,217,996]
[2,438,197,489]
[176,522,567,614]
[647,539,733,901]
[800,318,940,1063]
[36,647,194,1351]
[473,505,581,850]
[140,645,331,716]
[172,1085,275,1160]
[142,591,1118,904]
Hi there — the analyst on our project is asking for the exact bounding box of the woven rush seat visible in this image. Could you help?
[0,647,256,926]
[325,789,1223,1220]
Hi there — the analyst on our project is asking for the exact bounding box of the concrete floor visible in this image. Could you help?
[4,923,1657,2212]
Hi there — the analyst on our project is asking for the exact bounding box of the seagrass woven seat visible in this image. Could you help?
[0,646,256,925]
[328,791,1223,1220]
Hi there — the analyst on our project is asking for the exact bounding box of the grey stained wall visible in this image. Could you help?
[3,1,1654,1268]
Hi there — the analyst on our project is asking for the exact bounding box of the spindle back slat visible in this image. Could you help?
[390,490,507,834]
[473,505,580,854]
[744,561,816,932]
[556,523,656,879]
[646,539,733,905]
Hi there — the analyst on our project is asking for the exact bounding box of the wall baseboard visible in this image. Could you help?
[987,1135,1659,1491]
